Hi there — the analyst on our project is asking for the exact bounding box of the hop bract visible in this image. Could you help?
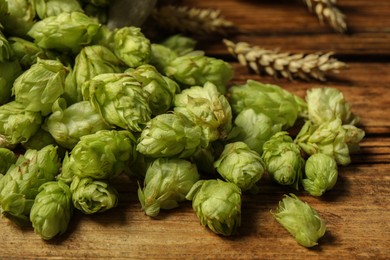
[306,87,359,125]
[44,98,110,149]
[0,145,60,226]
[70,176,118,214]
[228,80,307,129]
[126,64,179,116]
[33,0,83,19]
[30,181,73,240]
[12,58,68,116]
[111,26,151,68]
[186,179,241,236]
[165,54,233,94]
[303,153,338,196]
[227,109,282,155]
[27,11,100,53]
[0,101,42,148]
[60,130,136,181]
[272,194,327,247]
[214,142,265,192]
[262,132,304,190]
[67,45,125,104]
[174,81,232,142]
[0,30,12,62]
[295,119,365,166]
[137,112,206,158]
[83,72,151,132]
[138,158,199,217]
[0,60,22,105]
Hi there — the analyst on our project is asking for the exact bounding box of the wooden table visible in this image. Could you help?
[1,1,389,259]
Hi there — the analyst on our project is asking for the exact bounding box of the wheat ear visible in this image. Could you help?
[224,39,347,81]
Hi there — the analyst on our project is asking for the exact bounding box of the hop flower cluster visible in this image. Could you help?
[0,2,363,246]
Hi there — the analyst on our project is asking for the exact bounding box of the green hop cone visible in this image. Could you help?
[0,144,60,226]
[272,194,327,247]
[0,0,36,37]
[30,181,73,240]
[228,80,307,129]
[302,153,338,196]
[0,147,17,174]
[44,98,110,150]
[111,26,151,68]
[262,132,305,190]
[70,176,118,214]
[33,0,83,19]
[27,11,100,54]
[0,101,42,148]
[60,130,137,181]
[83,73,151,132]
[137,112,206,158]
[227,109,283,155]
[149,43,178,73]
[0,30,12,62]
[160,34,198,56]
[174,81,232,142]
[126,64,179,116]
[214,142,265,192]
[295,119,365,166]
[0,60,22,105]
[186,179,241,236]
[138,157,199,217]
[164,54,233,94]
[306,87,359,125]
[68,45,125,103]
[12,58,68,116]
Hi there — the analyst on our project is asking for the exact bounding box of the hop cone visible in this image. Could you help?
[174,81,232,142]
[214,142,265,192]
[33,0,83,19]
[70,176,118,214]
[59,130,137,181]
[262,132,305,190]
[22,127,58,151]
[306,87,359,125]
[228,80,307,129]
[0,29,13,62]
[0,145,60,226]
[111,26,151,68]
[67,45,124,103]
[160,34,197,56]
[27,11,100,53]
[83,72,151,132]
[0,0,36,37]
[227,109,282,155]
[302,153,338,196]
[137,112,206,158]
[45,98,110,149]
[186,179,241,236]
[126,64,179,116]
[272,194,327,247]
[8,37,51,69]
[0,101,42,148]
[164,54,233,94]
[30,181,73,240]
[295,119,365,166]
[12,58,68,116]
[138,157,199,217]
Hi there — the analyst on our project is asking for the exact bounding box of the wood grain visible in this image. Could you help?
[1,0,389,259]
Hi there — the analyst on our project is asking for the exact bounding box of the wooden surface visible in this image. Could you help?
[1,0,390,259]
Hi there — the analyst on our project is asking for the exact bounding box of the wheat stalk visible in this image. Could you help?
[224,39,347,81]
[304,0,347,33]
[149,5,238,36]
